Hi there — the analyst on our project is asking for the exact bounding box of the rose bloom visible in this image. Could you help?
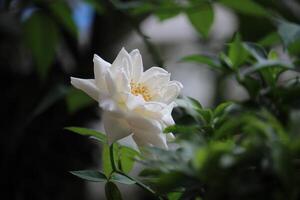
[71,48,182,149]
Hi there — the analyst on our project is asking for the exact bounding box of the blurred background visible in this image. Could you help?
[1,0,300,199]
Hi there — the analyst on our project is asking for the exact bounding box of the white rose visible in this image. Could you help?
[71,48,182,149]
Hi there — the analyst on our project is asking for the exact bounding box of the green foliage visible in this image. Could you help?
[70,170,107,182]
[105,182,123,200]
[186,3,214,38]
[218,0,268,17]
[65,127,107,143]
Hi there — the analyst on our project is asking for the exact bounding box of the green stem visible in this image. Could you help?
[109,143,117,171]
[108,143,163,199]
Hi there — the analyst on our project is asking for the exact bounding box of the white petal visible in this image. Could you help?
[141,67,169,83]
[125,93,145,110]
[105,70,117,96]
[133,131,168,149]
[93,54,111,92]
[70,77,99,101]
[129,49,143,82]
[128,115,168,148]
[127,115,162,133]
[161,81,183,104]
[133,101,166,119]
[111,48,132,78]
[103,111,132,144]
[161,102,176,126]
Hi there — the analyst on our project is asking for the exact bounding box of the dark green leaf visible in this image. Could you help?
[70,170,107,182]
[186,3,214,38]
[164,125,200,134]
[110,173,136,185]
[258,32,280,47]
[181,54,221,70]
[219,0,268,17]
[105,182,123,200]
[155,0,181,21]
[65,127,107,143]
[66,88,94,113]
[23,11,59,79]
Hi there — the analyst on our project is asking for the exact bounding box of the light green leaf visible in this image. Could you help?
[219,0,268,17]
[228,34,248,69]
[118,146,139,174]
[105,182,123,200]
[186,3,214,38]
[70,170,107,182]
[23,11,59,79]
[110,173,136,185]
[65,127,107,143]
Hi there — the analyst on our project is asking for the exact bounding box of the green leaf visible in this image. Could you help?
[105,182,123,200]
[258,32,280,47]
[164,125,200,134]
[213,102,234,118]
[66,88,94,113]
[23,11,59,79]
[168,192,182,200]
[219,0,268,17]
[118,146,139,174]
[110,173,136,185]
[228,34,248,69]
[181,54,221,70]
[49,1,77,37]
[186,3,214,38]
[65,127,107,143]
[155,0,181,21]
[70,170,107,182]
[277,20,300,48]
[102,143,119,176]
[243,42,267,61]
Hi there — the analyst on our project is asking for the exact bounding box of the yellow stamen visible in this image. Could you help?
[130,81,152,101]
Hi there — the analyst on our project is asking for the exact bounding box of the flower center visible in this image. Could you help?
[130,81,152,101]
